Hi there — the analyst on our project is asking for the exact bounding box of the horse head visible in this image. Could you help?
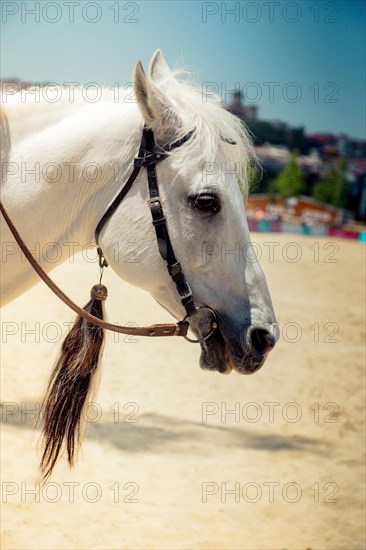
[98,50,279,375]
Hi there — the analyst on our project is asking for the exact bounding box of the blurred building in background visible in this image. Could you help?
[224,90,366,229]
[1,78,365,236]
[226,90,258,123]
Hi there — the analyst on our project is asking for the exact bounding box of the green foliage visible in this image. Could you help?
[246,121,307,153]
[273,152,306,198]
[312,166,349,208]
[267,178,278,201]
[288,126,306,152]
[247,121,286,145]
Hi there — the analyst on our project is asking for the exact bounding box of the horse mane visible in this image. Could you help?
[150,69,255,196]
[1,71,254,195]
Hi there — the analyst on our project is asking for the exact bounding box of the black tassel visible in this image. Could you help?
[40,284,108,479]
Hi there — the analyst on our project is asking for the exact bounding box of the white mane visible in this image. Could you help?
[147,70,254,193]
[1,70,254,194]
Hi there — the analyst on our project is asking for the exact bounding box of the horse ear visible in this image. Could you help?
[133,61,155,125]
[133,59,182,142]
[148,49,171,82]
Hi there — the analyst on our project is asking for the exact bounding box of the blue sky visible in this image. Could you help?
[1,0,365,138]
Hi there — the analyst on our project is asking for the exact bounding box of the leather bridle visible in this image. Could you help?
[96,125,197,319]
[1,125,218,343]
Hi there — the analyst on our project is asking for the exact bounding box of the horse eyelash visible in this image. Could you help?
[190,193,221,214]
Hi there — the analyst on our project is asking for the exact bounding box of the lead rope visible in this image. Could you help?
[0,200,188,337]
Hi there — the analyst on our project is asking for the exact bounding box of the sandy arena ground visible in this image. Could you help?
[1,233,365,550]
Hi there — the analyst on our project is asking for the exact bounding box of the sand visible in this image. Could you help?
[1,233,365,550]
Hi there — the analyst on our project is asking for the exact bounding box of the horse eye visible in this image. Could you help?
[193,193,221,213]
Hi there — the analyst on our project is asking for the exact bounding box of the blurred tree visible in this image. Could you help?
[247,121,286,145]
[273,152,306,198]
[312,160,349,208]
[289,126,307,153]
[246,121,308,152]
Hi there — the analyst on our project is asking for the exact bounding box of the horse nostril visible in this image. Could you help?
[249,328,276,355]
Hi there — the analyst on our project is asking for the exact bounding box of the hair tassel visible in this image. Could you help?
[40,283,108,480]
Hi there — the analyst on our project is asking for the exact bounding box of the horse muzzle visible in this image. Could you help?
[186,307,278,375]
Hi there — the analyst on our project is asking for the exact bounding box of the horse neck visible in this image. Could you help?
[1,99,141,303]
[5,99,140,247]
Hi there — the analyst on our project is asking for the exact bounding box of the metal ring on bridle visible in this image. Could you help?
[182,306,218,344]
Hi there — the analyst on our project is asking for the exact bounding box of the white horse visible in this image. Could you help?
[1,50,278,475]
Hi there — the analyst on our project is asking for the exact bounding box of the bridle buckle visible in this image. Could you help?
[147,196,162,208]
[180,282,193,300]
